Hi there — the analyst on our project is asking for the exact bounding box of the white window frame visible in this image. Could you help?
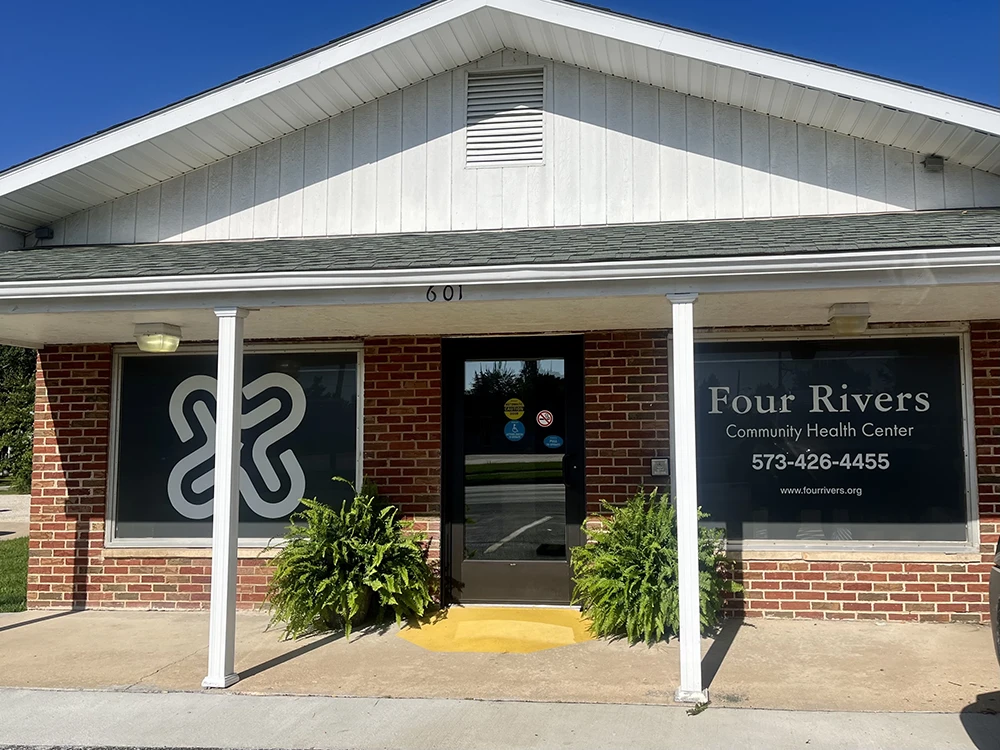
[463,63,550,170]
[105,341,364,549]
[668,324,980,554]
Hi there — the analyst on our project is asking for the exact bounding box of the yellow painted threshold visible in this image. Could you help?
[398,606,594,653]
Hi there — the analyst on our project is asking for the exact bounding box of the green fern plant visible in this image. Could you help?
[570,488,741,645]
[265,479,434,640]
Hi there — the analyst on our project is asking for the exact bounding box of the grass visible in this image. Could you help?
[0,485,24,495]
[0,536,28,612]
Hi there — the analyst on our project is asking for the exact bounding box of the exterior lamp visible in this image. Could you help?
[134,323,182,353]
[828,303,870,335]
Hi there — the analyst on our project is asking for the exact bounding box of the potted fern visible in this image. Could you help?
[265,479,434,639]
[570,488,741,645]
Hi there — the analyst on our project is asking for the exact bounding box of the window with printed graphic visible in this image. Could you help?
[113,350,358,540]
[695,337,969,543]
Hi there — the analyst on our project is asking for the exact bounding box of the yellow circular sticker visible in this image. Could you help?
[504,398,525,420]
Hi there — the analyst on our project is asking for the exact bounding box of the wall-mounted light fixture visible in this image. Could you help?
[922,155,944,172]
[134,323,182,353]
[828,303,870,335]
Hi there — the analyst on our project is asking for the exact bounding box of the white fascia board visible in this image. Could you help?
[1,246,1000,314]
[497,0,1000,136]
[0,0,483,199]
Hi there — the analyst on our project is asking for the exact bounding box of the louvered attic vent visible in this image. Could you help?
[466,69,544,166]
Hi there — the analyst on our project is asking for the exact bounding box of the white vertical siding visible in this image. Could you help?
[302,121,329,237]
[278,128,305,238]
[182,167,208,241]
[206,160,233,240]
[659,90,687,221]
[578,68,607,226]
[0,227,24,251]
[401,82,428,233]
[45,54,1000,246]
[376,91,403,234]
[252,139,280,238]
[327,111,353,235]
[553,64,581,227]
[159,177,184,241]
[111,192,137,244]
[741,110,770,218]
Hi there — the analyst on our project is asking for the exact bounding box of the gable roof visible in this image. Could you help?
[2,0,999,233]
[2,209,997,285]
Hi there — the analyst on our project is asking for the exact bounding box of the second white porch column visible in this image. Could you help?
[668,293,708,704]
[202,306,249,689]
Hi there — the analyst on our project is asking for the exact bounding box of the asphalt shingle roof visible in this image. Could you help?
[2,209,999,283]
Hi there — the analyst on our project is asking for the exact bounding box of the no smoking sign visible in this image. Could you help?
[536,410,554,428]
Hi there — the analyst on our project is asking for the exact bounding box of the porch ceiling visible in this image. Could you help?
[3,284,999,347]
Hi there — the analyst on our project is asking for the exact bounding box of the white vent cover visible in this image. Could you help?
[466,69,544,166]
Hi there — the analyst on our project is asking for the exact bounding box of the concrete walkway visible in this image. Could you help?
[1,688,998,750]
[0,609,998,714]
[0,492,29,540]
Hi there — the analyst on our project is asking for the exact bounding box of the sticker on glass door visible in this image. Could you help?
[504,421,525,441]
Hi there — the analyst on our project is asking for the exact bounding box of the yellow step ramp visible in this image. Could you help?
[399,606,594,653]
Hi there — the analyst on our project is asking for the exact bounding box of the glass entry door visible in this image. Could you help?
[443,337,585,604]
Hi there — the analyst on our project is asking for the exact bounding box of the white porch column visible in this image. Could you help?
[668,293,708,704]
[202,306,249,689]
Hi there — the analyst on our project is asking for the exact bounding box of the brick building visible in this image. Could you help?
[1,0,999,701]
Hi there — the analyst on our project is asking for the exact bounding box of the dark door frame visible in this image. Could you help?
[441,335,586,605]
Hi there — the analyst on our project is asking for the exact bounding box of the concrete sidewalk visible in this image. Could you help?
[1,609,998,714]
[0,492,29,540]
[0,688,998,750]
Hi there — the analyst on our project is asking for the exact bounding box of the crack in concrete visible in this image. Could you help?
[124,646,208,691]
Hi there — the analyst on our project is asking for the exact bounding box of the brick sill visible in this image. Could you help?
[102,547,279,559]
[731,549,982,563]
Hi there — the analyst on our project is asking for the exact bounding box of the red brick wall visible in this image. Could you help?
[28,328,996,622]
[29,345,112,608]
[28,345,274,609]
[585,327,996,624]
[362,336,443,561]
[28,337,443,610]
[583,330,670,513]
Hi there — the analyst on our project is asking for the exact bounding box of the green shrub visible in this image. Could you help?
[0,346,35,494]
[570,488,741,645]
[266,480,434,639]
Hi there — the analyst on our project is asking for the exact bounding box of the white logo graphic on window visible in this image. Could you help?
[166,373,307,520]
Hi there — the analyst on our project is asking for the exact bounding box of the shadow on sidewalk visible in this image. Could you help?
[702,618,743,689]
[960,692,1000,750]
[238,622,393,681]
[0,610,81,635]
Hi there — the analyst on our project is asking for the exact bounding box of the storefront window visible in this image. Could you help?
[112,349,359,542]
[694,336,970,543]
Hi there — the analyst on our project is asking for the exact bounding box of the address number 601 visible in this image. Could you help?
[426,285,463,302]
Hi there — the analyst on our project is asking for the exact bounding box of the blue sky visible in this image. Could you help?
[1,0,997,172]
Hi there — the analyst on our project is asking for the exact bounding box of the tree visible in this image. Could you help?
[0,346,35,493]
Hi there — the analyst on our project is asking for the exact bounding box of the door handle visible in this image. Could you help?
[562,454,579,486]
